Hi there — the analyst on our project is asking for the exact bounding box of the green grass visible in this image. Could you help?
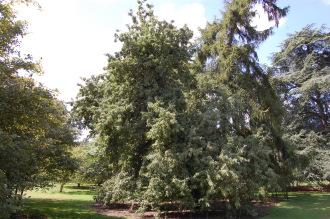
[262,192,330,219]
[23,186,330,219]
[23,184,122,219]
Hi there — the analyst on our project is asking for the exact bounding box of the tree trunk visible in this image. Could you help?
[77,183,80,188]
[20,188,24,197]
[130,202,135,212]
[19,188,25,203]
[60,183,65,193]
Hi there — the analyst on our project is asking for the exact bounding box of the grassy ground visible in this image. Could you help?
[261,192,330,219]
[24,186,330,219]
[23,184,122,219]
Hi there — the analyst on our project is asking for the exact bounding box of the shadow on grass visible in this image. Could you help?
[61,190,95,196]
[24,198,123,219]
[65,185,96,190]
[283,193,330,210]
[262,192,330,219]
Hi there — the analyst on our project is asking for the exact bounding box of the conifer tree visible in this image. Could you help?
[198,0,288,157]
[272,26,330,183]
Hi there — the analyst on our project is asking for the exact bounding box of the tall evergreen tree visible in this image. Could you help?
[272,25,330,183]
[192,0,291,214]
[198,0,288,157]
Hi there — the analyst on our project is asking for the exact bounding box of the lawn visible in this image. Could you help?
[23,184,122,219]
[23,186,330,219]
[261,192,330,219]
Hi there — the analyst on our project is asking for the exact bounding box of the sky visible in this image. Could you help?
[16,0,330,102]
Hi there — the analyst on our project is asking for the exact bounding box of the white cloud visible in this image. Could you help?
[15,0,207,102]
[322,0,330,5]
[16,0,124,102]
[251,3,286,31]
[155,1,207,38]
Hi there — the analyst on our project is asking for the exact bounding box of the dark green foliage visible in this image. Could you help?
[0,170,12,219]
[0,74,77,192]
[73,75,104,134]
[272,25,330,183]
[71,143,110,186]
[272,25,329,134]
[193,0,290,214]
[197,0,287,145]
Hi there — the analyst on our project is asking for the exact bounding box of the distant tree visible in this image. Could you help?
[272,25,330,183]
[72,75,104,135]
[70,142,108,186]
[55,152,79,193]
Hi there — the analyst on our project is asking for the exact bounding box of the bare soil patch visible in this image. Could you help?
[93,201,275,219]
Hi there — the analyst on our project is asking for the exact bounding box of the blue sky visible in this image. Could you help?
[16,0,330,101]
[259,0,330,64]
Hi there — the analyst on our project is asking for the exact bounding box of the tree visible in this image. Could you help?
[0,0,77,217]
[55,152,79,193]
[197,0,288,156]
[72,75,105,135]
[185,0,291,215]
[0,76,77,196]
[272,25,330,183]
[74,1,292,217]
[70,142,108,186]
[74,0,195,208]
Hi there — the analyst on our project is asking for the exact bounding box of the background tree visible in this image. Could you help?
[272,25,330,183]
[55,152,79,193]
[70,142,110,186]
[0,0,77,217]
[197,0,288,157]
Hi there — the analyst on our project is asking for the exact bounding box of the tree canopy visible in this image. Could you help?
[0,1,77,217]
[73,0,297,217]
[272,25,330,183]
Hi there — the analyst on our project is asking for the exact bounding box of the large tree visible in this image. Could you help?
[74,0,195,208]
[197,0,288,156]
[191,0,291,215]
[0,1,77,217]
[272,25,330,183]
[74,1,292,217]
